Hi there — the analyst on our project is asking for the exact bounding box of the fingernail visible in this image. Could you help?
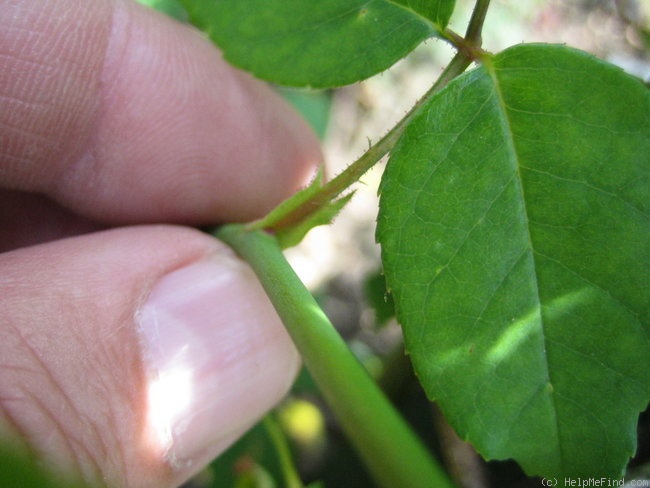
[137,251,299,474]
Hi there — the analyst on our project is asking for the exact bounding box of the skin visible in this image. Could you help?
[0,0,320,486]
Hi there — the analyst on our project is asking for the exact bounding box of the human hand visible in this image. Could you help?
[0,1,320,486]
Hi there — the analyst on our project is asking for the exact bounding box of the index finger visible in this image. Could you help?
[0,0,320,225]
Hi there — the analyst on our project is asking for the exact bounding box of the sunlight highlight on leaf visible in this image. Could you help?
[485,307,540,364]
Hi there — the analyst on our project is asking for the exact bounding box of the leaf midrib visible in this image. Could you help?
[483,58,564,471]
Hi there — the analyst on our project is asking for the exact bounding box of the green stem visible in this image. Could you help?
[263,415,304,488]
[465,0,491,46]
[441,0,491,60]
[249,51,472,235]
[320,51,471,197]
[216,225,455,488]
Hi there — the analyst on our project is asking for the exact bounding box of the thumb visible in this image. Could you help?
[0,226,299,487]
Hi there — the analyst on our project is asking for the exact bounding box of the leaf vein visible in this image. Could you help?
[486,58,565,468]
[546,338,646,391]
[533,251,642,323]
[520,166,650,219]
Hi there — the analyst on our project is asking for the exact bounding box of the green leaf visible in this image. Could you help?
[0,443,87,488]
[179,0,455,88]
[207,420,282,488]
[249,167,354,248]
[277,88,331,139]
[390,0,455,27]
[135,0,188,21]
[364,271,396,327]
[376,44,650,479]
[276,192,354,249]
